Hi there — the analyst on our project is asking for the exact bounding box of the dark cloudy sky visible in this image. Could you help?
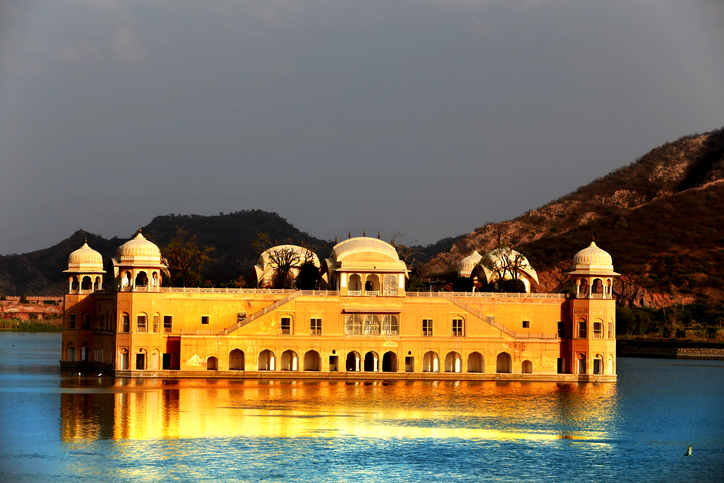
[1,0,723,255]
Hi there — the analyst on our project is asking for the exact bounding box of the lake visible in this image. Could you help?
[0,332,722,482]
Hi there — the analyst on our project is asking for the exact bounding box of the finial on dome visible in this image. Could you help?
[378,231,381,239]
[335,236,338,244]
[348,231,351,239]
[363,229,366,237]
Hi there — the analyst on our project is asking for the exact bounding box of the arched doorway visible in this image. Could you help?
[365,274,380,294]
[135,271,148,289]
[229,349,244,370]
[496,352,512,373]
[258,350,275,371]
[281,350,298,371]
[207,356,218,370]
[364,351,379,372]
[423,351,439,372]
[348,274,362,294]
[304,350,320,371]
[445,352,461,373]
[522,360,532,373]
[346,351,360,371]
[467,352,483,373]
[593,354,603,375]
[382,352,397,372]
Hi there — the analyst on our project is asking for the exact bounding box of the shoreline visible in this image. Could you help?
[618,339,724,360]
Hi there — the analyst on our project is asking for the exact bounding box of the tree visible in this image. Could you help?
[391,231,421,268]
[295,261,321,290]
[479,244,530,293]
[162,227,215,287]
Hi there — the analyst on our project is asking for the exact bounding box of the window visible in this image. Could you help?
[452,318,464,337]
[422,319,433,336]
[153,314,159,333]
[310,318,322,335]
[237,312,247,323]
[164,316,172,333]
[593,321,602,339]
[281,317,291,335]
[607,322,614,339]
[68,312,76,329]
[137,315,147,333]
[522,320,530,329]
[82,313,91,330]
[382,315,399,335]
[201,316,209,325]
[578,320,587,338]
[122,313,130,333]
[345,314,362,335]
[558,321,564,338]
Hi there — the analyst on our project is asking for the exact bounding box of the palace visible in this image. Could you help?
[60,233,618,381]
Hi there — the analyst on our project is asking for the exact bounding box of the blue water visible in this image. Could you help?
[0,332,722,482]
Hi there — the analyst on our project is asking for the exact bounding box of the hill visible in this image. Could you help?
[420,128,724,307]
[0,210,333,295]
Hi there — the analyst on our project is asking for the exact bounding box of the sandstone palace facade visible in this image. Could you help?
[60,233,618,381]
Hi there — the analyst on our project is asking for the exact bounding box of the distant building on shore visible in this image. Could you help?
[60,232,618,381]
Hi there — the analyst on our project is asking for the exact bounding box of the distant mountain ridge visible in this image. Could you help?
[1,129,722,306]
[0,210,333,295]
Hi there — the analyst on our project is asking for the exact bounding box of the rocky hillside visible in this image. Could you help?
[420,128,724,307]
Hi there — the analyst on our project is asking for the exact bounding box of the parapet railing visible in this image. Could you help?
[161,287,296,294]
[221,290,340,335]
[406,291,567,299]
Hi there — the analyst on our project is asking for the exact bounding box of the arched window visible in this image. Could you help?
[445,352,461,372]
[348,274,362,294]
[422,351,439,372]
[229,349,245,370]
[121,313,130,333]
[593,354,603,375]
[383,274,398,296]
[153,314,160,333]
[135,271,148,288]
[281,350,298,371]
[365,274,380,294]
[68,312,76,329]
[363,315,380,335]
[136,350,146,370]
[382,315,399,335]
[304,350,320,371]
[119,348,129,370]
[346,351,361,371]
[207,356,218,370]
[382,352,397,372]
[496,352,512,373]
[577,353,586,374]
[522,360,533,373]
[578,319,587,338]
[467,352,484,373]
[345,314,362,335]
[364,351,379,372]
[81,276,92,291]
[71,276,79,292]
[67,343,75,362]
[258,350,275,371]
[137,313,147,333]
[593,320,603,338]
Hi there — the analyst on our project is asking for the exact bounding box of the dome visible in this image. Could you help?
[572,241,614,271]
[65,242,104,272]
[458,251,482,277]
[115,232,162,263]
[330,237,401,263]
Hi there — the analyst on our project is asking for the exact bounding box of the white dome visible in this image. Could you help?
[458,251,482,277]
[66,242,104,272]
[115,232,161,263]
[572,241,614,271]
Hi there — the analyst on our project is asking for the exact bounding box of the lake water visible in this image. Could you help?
[0,332,723,482]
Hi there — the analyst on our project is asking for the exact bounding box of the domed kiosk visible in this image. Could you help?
[322,237,408,296]
[110,231,168,292]
[64,241,105,294]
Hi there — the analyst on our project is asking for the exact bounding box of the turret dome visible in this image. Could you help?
[115,232,161,262]
[458,251,482,277]
[572,241,614,272]
[65,242,104,273]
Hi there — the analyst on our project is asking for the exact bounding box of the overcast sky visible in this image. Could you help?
[1,0,723,255]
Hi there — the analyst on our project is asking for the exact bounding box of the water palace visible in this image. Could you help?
[60,233,618,381]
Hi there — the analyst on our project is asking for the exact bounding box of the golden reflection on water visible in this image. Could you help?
[60,379,618,443]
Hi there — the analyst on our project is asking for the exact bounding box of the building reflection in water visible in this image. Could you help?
[60,378,618,443]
